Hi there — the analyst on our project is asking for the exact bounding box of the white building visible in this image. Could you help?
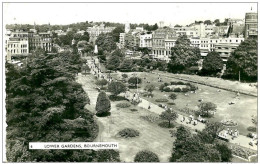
[139,33,152,48]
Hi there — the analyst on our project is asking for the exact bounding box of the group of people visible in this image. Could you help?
[180,115,198,126]
[249,133,258,146]
[218,128,240,140]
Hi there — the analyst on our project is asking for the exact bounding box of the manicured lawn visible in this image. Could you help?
[77,73,176,162]
[109,72,257,136]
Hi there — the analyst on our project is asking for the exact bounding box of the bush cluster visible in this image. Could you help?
[140,115,160,123]
[130,108,138,112]
[155,99,169,103]
[168,102,176,105]
[118,128,140,138]
[142,92,154,98]
[109,95,127,101]
[134,150,160,162]
[247,126,257,132]
[116,102,131,108]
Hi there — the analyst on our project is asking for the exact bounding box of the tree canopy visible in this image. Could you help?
[168,35,201,73]
[198,102,217,117]
[170,125,230,162]
[159,109,178,128]
[201,51,223,76]
[108,81,127,96]
[6,51,99,162]
[95,91,111,116]
[224,38,257,82]
[96,33,117,53]
[128,77,142,87]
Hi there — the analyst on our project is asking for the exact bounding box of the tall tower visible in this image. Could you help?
[159,21,165,28]
[125,23,130,33]
[244,12,258,39]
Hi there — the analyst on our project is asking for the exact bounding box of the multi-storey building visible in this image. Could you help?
[5,30,53,61]
[173,26,199,37]
[87,23,116,43]
[139,33,153,48]
[28,32,52,52]
[245,12,258,39]
[125,31,140,51]
[152,28,176,61]
[190,36,244,61]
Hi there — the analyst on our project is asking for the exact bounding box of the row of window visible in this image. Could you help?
[8,49,27,54]
[8,44,27,48]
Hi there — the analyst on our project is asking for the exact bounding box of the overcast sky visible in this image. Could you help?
[3,2,257,26]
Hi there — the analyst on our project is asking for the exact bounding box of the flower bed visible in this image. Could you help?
[155,98,169,103]
[221,119,238,127]
[231,145,257,160]
[116,102,131,108]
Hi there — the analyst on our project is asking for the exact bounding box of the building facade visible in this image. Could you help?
[139,33,153,48]
[87,23,116,43]
[245,12,258,39]
[152,28,177,61]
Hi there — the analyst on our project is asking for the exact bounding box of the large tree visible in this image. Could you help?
[111,26,124,42]
[170,126,222,162]
[108,81,127,96]
[201,51,223,76]
[95,91,111,115]
[198,102,217,117]
[6,52,99,162]
[106,55,121,70]
[168,35,201,73]
[96,33,117,52]
[224,38,257,82]
[159,109,178,128]
[128,77,142,87]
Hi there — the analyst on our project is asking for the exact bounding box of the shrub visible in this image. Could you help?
[164,82,170,86]
[122,74,128,79]
[130,108,138,112]
[158,104,163,107]
[140,115,160,123]
[173,88,182,92]
[247,126,257,132]
[109,95,127,101]
[155,98,169,102]
[95,150,120,162]
[190,84,197,91]
[142,92,154,98]
[176,81,185,85]
[247,133,254,138]
[170,81,178,85]
[96,79,108,87]
[116,102,131,108]
[169,93,177,100]
[159,84,165,91]
[163,87,171,92]
[182,87,189,92]
[118,128,140,138]
[134,150,160,162]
